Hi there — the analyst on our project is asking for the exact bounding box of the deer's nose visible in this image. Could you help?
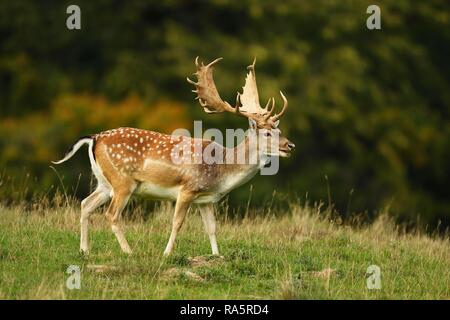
[287,141,295,150]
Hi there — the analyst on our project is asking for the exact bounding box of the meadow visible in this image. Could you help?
[0,197,448,299]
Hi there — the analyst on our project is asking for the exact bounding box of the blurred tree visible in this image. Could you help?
[0,0,449,228]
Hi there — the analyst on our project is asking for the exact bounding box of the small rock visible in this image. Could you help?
[86,264,120,273]
[184,271,205,282]
[188,255,225,268]
[161,267,181,278]
[161,267,204,282]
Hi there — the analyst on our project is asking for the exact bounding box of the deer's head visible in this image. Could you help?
[188,57,295,159]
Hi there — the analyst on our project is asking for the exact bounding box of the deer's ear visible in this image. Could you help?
[248,118,257,130]
[273,120,280,128]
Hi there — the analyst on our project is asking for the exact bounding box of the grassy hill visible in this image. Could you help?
[0,199,448,299]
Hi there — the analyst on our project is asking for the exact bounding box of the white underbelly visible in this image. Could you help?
[192,193,224,204]
[135,182,224,203]
[135,182,180,200]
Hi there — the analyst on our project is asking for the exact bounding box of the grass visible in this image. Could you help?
[0,198,449,300]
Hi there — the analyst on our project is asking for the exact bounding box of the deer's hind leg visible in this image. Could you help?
[105,180,136,254]
[80,187,110,254]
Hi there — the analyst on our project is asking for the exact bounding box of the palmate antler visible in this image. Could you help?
[187,57,288,129]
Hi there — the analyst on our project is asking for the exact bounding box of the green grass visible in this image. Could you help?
[0,200,449,299]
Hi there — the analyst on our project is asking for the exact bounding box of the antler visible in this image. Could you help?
[238,58,264,116]
[238,59,288,128]
[187,57,240,115]
[269,90,288,123]
[187,57,288,129]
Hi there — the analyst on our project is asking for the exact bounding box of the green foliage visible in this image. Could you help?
[0,1,449,227]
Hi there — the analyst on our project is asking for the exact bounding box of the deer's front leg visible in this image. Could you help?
[198,204,219,255]
[163,191,193,256]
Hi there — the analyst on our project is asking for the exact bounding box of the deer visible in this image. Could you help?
[52,57,295,256]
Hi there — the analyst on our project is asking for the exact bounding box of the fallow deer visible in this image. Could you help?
[52,57,295,256]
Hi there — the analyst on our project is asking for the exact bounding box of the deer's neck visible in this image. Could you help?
[219,135,265,193]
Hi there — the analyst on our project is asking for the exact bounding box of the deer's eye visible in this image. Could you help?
[264,132,271,137]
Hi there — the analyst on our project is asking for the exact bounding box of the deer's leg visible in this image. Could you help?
[105,184,135,254]
[163,192,193,256]
[198,204,219,255]
[80,187,110,254]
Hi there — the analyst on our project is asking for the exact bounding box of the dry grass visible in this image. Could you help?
[0,198,449,299]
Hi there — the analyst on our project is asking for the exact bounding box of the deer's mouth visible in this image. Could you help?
[279,148,291,158]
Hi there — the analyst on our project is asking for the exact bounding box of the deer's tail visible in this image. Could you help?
[51,136,94,165]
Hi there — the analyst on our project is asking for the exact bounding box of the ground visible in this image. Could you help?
[0,199,449,299]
